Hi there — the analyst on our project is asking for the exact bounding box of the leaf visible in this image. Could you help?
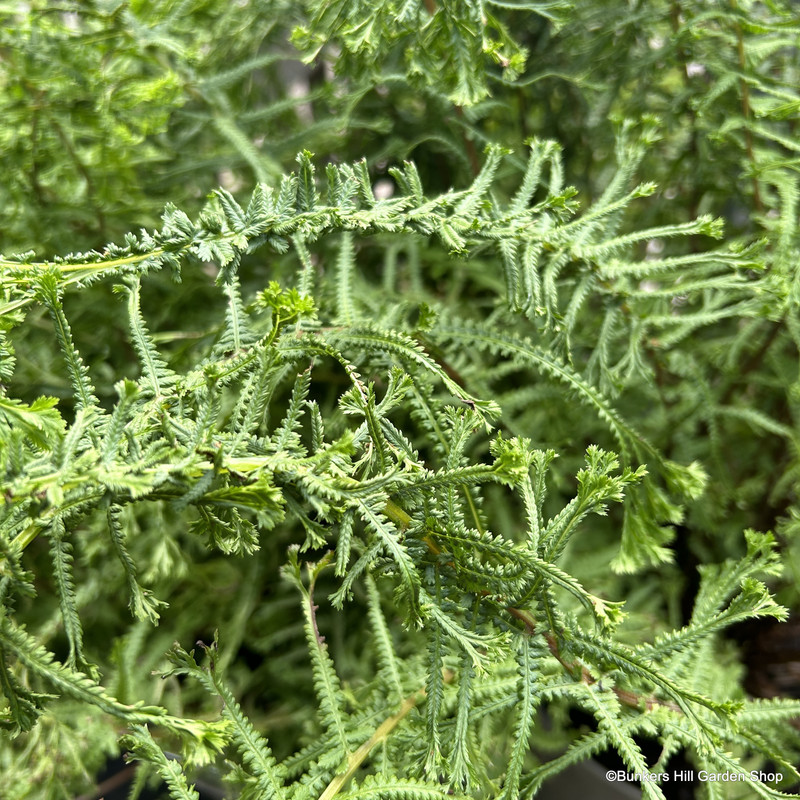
[0,396,64,449]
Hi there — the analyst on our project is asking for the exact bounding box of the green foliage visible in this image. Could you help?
[2,1,800,799]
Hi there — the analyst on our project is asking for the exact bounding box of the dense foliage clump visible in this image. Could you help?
[2,2,800,798]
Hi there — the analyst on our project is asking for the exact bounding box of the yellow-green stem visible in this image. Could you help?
[318,671,454,800]
[318,690,422,800]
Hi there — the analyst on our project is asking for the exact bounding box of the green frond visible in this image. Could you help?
[213,275,257,357]
[567,629,729,755]
[121,725,201,800]
[272,367,313,454]
[424,603,445,775]
[500,635,543,800]
[34,270,98,414]
[335,232,357,325]
[289,554,351,755]
[331,537,383,608]
[296,151,319,213]
[107,505,166,624]
[228,351,286,452]
[432,319,650,458]
[0,396,65,451]
[644,578,786,666]
[455,145,508,218]
[577,685,667,800]
[691,530,783,626]
[334,510,357,579]
[0,615,169,726]
[448,647,476,791]
[540,445,645,562]
[101,380,139,465]
[420,589,503,672]
[119,277,178,399]
[330,325,500,424]
[521,712,650,798]
[366,575,405,705]
[169,642,287,799]
[46,515,91,675]
[0,647,53,735]
[356,500,421,622]
[510,138,563,213]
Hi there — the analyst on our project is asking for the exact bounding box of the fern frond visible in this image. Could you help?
[366,575,405,706]
[567,629,731,755]
[107,505,166,624]
[0,615,171,726]
[0,396,65,451]
[424,603,445,774]
[335,232,357,325]
[577,684,667,800]
[122,725,200,800]
[448,645,476,791]
[168,642,287,800]
[356,499,421,622]
[289,554,351,755]
[272,367,313,454]
[214,275,257,357]
[500,635,542,800]
[119,277,178,398]
[432,319,650,459]
[34,269,98,413]
[330,325,500,424]
[521,711,651,798]
[46,515,91,675]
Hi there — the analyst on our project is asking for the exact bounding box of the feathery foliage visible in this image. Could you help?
[2,1,800,799]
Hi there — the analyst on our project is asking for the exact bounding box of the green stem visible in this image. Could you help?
[318,673,456,800]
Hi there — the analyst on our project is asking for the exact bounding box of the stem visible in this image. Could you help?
[318,689,424,800]
[383,498,412,529]
[455,106,481,178]
[74,764,137,800]
[318,670,454,800]
[0,249,164,273]
[505,607,681,713]
[731,0,763,213]
[0,249,171,319]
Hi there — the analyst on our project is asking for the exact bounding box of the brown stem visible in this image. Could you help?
[413,332,469,388]
[508,607,682,713]
[307,564,327,648]
[455,105,481,178]
[731,0,763,213]
[75,764,137,800]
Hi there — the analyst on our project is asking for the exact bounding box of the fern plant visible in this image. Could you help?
[2,2,800,799]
